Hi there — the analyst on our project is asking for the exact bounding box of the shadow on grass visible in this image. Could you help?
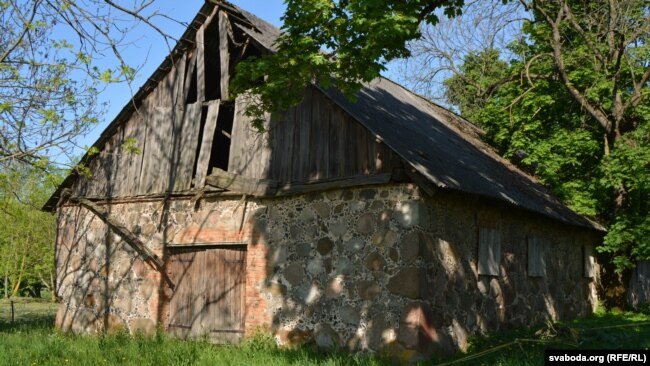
[429,310,650,366]
[0,314,56,333]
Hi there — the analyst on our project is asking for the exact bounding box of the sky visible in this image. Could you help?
[76,0,286,154]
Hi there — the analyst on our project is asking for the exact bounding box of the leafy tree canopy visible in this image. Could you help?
[441,0,650,271]
[231,0,468,128]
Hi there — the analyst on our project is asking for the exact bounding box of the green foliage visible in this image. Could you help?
[231,0,466,127]
[1,302,649,366]
[442,0,650,272]
[0,165,61,299]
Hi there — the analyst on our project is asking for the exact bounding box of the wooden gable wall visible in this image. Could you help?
[228,86,398,183]
[71,6,400,200]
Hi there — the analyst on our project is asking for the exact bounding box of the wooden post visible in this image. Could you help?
[10,299,14,323]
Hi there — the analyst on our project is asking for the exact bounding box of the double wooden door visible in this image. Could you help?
[167,246,246,343]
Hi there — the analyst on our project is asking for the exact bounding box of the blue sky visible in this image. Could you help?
[76,0,286,153]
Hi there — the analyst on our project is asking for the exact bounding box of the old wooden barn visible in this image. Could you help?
[45,0,604,359]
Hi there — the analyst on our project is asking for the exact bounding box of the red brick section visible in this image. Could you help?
[159,216,273,336]
[245,223,271,334]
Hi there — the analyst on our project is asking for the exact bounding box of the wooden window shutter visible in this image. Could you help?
[583,245,595,278]
[478,227,501,276]
[527,236,546,277]
[637,260,650,283]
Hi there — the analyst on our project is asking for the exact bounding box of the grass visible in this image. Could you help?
[431,306,650,365]
[0,297,58,323]
[0,300,648,366]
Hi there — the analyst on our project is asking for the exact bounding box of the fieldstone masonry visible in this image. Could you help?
[55,183,600,361]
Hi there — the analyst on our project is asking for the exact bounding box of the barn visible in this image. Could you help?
[45,0,604,358]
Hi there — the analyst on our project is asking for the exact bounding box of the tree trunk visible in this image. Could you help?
[10,255,26,297]
[3,274,8,298]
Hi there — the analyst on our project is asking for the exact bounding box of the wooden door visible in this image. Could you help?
[168,246,246,343]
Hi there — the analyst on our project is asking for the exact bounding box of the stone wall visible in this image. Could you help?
[55,183,600,360]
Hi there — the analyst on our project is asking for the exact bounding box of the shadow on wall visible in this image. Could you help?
[248,186,599,359]
[54,184,599,361]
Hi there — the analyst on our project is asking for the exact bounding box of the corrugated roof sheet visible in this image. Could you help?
[44,0,604,231]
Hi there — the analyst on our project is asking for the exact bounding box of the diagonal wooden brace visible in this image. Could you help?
[61,189,174,289]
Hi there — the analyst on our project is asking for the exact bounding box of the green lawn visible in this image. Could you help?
[0,300,648,366]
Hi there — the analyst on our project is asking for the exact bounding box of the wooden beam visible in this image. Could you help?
[62,190,174,289]
[205,169,392,198]
[275,173,392,196]
[218,10,230,101]
[404,168,437,196]
[205,168,278,197]
[194,102,220,187]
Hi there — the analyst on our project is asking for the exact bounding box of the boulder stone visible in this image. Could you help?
[397,302,436,350]
[139,277,157,300]
[400,232,421,263]
[388,268,423,299]
[356,213,375,234]
[316,237,334,255]
[368,314,394,351]
[105,313,125,334]
[284,263,304,286]
[129,318,155,336]
[357,280,381,300]
[299,209,316,223]
[325,276,344,298]
[359,189,377,199]
[269,247,288,266]
[330,221,347,238]
[312,202,331,218]
[393,201,420,228]
[276,328,313,347]
[377,210,393,228]
[307,258,324,276]
[314,323,340,349]
[269,283,287,296]
[296,242,312,257]
[335,257,354,275]
[371,229,398,247]
[339,305,361,325]
[365,252,386,272]
[344,237,364,252]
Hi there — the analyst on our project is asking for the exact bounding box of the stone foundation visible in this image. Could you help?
[55,183,600,360]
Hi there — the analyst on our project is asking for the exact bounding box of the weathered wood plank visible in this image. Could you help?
[138,106,170,194]
[218,11,230,101]
[228,97,271,178]
[527,236,546,277]
[583,245,595,278]
[298,88,312,180]
[478,227,501,276]
[168,102,202,191]
[194,102,220,187]
[309,89,328,180]
[122,104,147,196]
[275,173,391,196]
[182,53,197,105]
[280,108,296,182]
[206,168,278,196]
[196,22,206,102]
[172,53,187,107]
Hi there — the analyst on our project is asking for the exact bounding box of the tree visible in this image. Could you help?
[231,0,467,128]
[434,0,650,273]
[0,165,60,299]
[0,0,177,178]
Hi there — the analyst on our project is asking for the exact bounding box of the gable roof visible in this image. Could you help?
[44,0,603,231]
